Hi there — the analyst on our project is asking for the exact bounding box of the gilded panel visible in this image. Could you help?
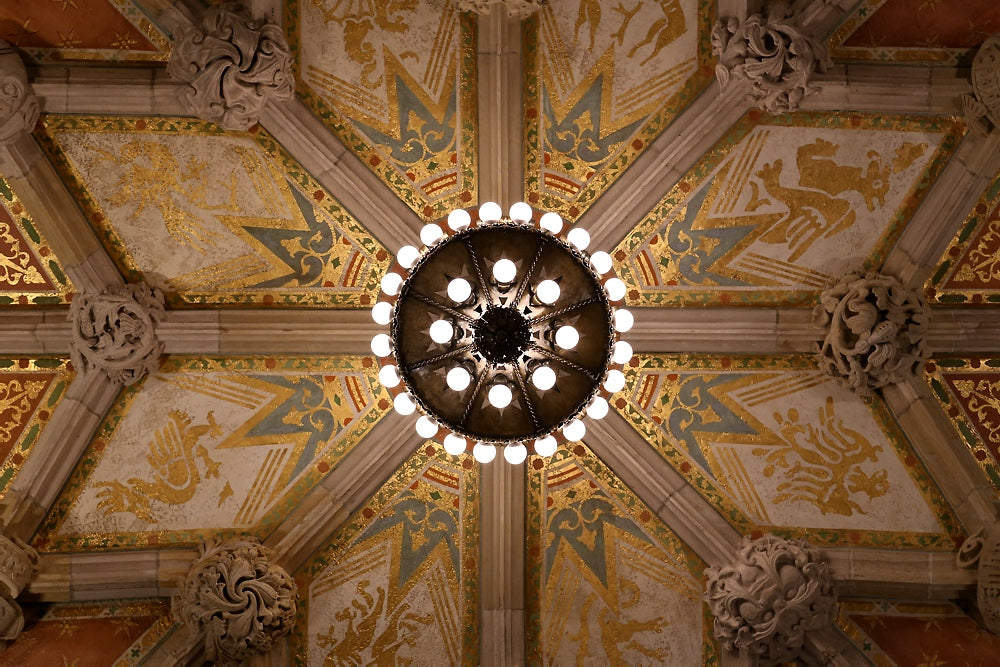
[524,0,715,220]
[925,357,1000,490]
[0,0,169,63]
[36,355,390,551]
[926,176,1000,304]
[0,178,74,305]
[837,600,1000,666]
[0,358,72,501]
[35,116,390,308]
[830,0,1000,66]
[288,0,477,220]
[619,354,961,549]
[294,442,478,666]
[525,443,714,665]
[615,112,964,307]
[8,599,172,665]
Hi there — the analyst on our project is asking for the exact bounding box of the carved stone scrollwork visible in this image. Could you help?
[70,283,165,387]
[711,5,831,114]
[167,5,293,131]
[963,34,1000,138]
[0,41,39,144]
[813,272,929,396]
[0,535,40,648]
[174,538,297,665]
[956,524,1000,635]
[705,534,837,665]
[455,0,547,17]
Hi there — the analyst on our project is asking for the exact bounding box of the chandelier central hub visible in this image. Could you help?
[473,305,530,365]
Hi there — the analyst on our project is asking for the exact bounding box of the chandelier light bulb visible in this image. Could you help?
[586,396,609,420]
[479,201,502,222]
[371,334,392,357]
[534,435,557,457]
[448,208,471,231]
[562,419,586,442]
[567,227,590,251]
[443,433,467,455]
[503,444,528,464]
[613,309,634,332]
[539,212,563,234]
[429,319,454,344]
[420,223,444,246]
[604,277,626,301]
[371,301,392,325]
[604,369,626,393]
[555,325,579,350]
[447,277,472,303]
[378,364,401,388]
[509,201,533,222]
[492,258,517,283]
[447,366,471,391]
[612,341,633,365]
[393,392,416,415]
[381,272,403,296]
[488,383,513,409]
[536,279,560,305]
[472,442,497,463]
[415,415,439,439]
[590,251,613,275]
[397,245,420,269]
[531,365,556,391]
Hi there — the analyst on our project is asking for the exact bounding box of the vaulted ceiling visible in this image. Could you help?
[2,0,1000,664]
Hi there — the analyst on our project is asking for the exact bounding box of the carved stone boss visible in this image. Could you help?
[963,34,1000,138]
[167,5,293,131]
[0,41,38,144]
[957,523,1000,635]
[712,6,831,114]
[174,538,297,664]
[456,0,547,16]
[813,272,929,396]
[0,535,40,647]
[70,283,165,387]
[705,534,837,665]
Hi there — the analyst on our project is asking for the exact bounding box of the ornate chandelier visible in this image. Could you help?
[370,203,633,464]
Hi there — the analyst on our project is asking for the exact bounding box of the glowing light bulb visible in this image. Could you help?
[555,325,579,350]
[562,419,586,442]
[614,309,634,332]
[604,369,626,393]
[397,245,420,269]
[532,366,556,391]
[371,301,392,325]
[540,212,563,234]
[378,364,400,388]
[448,278,472,303]
[503,444,528,464]
[381,272,403,296]
[421,223,444,246]
[472,442,497,463]
[444,434,467,455]
[567,227,590,251]
[447,366,471,391]
[586,396,609,420]
[536,279,559,305]
[371,334,392,357]
[493,258,516,283]
[448,209,471,231]
[590,251,613,274]
[479,201,502,222]
[415,415,439,439]
[509,201,532,222]
[393,392,415,415]
[429,319,453,344]
[534,435,557,457]
[604,277,626,301]
[612,341,633,365]
[488,384,512,409]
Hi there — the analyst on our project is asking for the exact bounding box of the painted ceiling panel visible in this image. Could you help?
[0,358,72,501]
[36,116,389,308]
[830,0,1000,65]
[524,0,715,220]
[288,0,477,220]
[615,112,964,307]
[35,355,389,551]
[620,354,961,548]
[294,442,478,666]
[0,0,169,63]
[526,443,713,665]
[0,178,73,305]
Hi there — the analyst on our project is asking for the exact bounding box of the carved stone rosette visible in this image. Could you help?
[174,538,297,665]
[705,534,837,664]
[956,523,1000,635]
[813,272,929,395]
[0,535,40,647]
[962,34,1000,138]
[70,283,166,387]
[455,0,547,17]
[711,5,831,114]
[0,41,39,144]
[167,5,293,131]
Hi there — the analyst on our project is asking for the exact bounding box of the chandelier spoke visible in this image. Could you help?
[460,366,490,427]
[407,344,476,371]
[528,296,599,326]
[512,365,542,430]
[407,290,477,324]
[513,236,546,305]
[526,343,599,382]
[463,238,495,306]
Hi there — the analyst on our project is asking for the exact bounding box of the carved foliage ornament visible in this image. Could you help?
[0,535,40,647]
[705,534,836,664]
[963,34,1000,138]
[167,5,293,131]
[956,523,1000,635]
[711,4,831,114]
[174,538,297,665]
[70,283,165,387]
[0,41,38,144]
[813,272,929,396]
[455,0,547,16]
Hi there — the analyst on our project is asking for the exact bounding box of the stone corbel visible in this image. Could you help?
[963,34,1000,138]
[711,4,831,114]
[705,534,837,665]
[456,0,547,16]
[0,41,38,144]
[167,3,293,131]
[173,538,297,665]
[957,522,1000,635]
[0,534,40,648]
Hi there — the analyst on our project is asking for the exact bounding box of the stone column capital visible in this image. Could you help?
[0,534,40,647]
[963,34,1000,138]
[0,41,38,144]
